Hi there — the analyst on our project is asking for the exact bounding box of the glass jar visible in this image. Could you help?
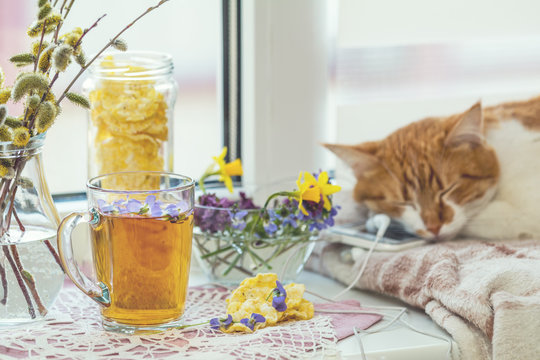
[0,134,64,325]
[83,51,177,184]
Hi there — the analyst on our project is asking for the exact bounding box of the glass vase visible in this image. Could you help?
[0,134,64,325]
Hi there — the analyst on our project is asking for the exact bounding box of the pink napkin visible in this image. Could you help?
[314,300,382,340]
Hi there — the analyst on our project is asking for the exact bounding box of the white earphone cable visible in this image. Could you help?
[302,214,453,359]
[331,215,389,301]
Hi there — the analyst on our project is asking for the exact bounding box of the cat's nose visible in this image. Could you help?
[426,224,441,236]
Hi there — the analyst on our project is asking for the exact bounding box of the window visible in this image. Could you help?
[333,0,540,181]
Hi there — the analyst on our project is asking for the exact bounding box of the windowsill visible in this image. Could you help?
[53,196,453,359]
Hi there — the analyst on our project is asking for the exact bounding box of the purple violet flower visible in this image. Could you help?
[150,203,163,217]
[176,200,190,213]
[210,314,233,330]
[97,199,114,213]
[237,192,258,209]
[282,215,298,228]
[118,207,129,214]
[113,199,126,207]
[264,222,278,235]
[233,210,249,220]
[240,313,265,331]
[145,195,156,207]
[165,204,180,217]
[267,210,281,221]
[271,281,287,312]
[232,222,247,231]
[126,199,142,213]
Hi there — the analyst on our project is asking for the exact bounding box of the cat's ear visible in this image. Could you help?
[446,102,485,146]
[323,143,381,178]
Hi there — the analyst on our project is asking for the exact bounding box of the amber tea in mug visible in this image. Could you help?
[58,171,194,333]
[92,213,192,326]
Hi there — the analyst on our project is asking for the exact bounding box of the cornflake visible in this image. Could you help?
[88,57,168,189]
[222,273,314,333]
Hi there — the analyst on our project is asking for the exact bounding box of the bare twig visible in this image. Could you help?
[10,245,47,316]
[73,14,107,51]
[63,0,75,19]
[33,19,48,73]
[59,0,68,14]
[57,0,172,105]
[0,178,12,235]
[43,240,64,272]
[0,261,7,305]
[13,208,25,232]
[2,246,35,318]
[54,20,62,44]
[5,175,21,231]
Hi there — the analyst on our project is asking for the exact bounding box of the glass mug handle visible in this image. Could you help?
[57,208,111,307]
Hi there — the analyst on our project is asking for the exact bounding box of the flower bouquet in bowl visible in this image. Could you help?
[192,148,341,285]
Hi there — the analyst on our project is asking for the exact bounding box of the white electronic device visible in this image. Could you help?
[330,221,426,252]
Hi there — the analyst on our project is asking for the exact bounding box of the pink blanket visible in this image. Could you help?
[310,238,540,360]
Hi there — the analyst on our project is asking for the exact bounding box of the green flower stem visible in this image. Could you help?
[247,191,294,239]
[266,235,310,266]
[213,251,253,277]
[223,253,243,276]
[175,320,210,330]
[198,171,220,194]
[245,247,272,271]
[262,191,294,210]
[200,244,233,259]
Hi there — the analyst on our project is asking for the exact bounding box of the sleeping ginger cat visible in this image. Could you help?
[325,98,540,241]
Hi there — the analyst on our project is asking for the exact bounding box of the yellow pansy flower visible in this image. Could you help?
[316,171,341,210]
[293,171,321,215]
[212,147,243,193]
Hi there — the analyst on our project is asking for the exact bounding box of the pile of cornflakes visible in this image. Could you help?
[215,273,314,333]
[88,56,169,190]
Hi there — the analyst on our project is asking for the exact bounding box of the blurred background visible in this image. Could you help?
[2,0,540,193]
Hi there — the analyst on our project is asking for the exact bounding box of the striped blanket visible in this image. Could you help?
[310,238,540,359]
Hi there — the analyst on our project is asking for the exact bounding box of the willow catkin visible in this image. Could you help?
[11,72,49,102]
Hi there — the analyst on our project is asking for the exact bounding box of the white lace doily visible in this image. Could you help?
[0,283,337,359]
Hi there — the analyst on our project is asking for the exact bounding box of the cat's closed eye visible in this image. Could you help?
[392,201,417,209]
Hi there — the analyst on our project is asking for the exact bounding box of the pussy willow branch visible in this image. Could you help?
[26,13,105,129]
[54,20,62,44]
[56,0,171,105]
[13,207,25,232]
[0,261,7,305]
[10,245,47,316]
[2,246,35,318]
[5,165,24,231]
[63,0,76,19]
[59,0,68,15]
[73,14,107,50]
[43,238,63,270]
[33,19,48,73]
[26,72,59,130]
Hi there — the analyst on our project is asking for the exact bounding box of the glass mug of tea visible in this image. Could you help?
[57,171,194,333]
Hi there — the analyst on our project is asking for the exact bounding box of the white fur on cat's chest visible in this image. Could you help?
[462,119,540,239]
[486,119,540,202]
